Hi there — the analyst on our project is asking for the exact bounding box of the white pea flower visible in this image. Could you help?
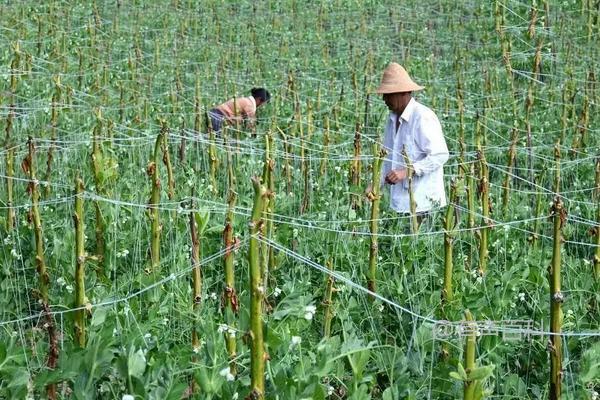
[65,285,74,294]
[518,293,525,302]
[327,385,335,396]
[217,324,228,334]
[219,367,235,382]
[305,305,316,314]
[291,336,302,346]
[304,312,314,321]
[57,277,66,287]
[122,395,134,400]
[209,292,217,300]
[3,236,12,245]
[273,287,282,297]
[475,276,483,285]
[10,248,22,260]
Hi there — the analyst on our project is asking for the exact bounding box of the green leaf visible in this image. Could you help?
[0,341,6,365]
[128,348,147,378]
[91,307,107,327]
[468,364,495,381]
[457,362,468,380]
[449,371,464,381]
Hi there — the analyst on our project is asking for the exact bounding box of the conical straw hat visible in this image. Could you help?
[376,62,424,94]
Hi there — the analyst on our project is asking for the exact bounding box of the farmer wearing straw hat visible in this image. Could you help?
[367,62,449,218]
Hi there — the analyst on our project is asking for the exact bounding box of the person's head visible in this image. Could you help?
[251,87,271,107]
[375,62,424,114]
[382,92,412,114]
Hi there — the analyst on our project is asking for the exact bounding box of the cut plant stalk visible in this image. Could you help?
[248,177,268,399]
[44,75,61,198]
[549,144,565,400]
[367,146,386,295]
[401,146,419,234]
[23,138,58,400]
[73,177,86,348]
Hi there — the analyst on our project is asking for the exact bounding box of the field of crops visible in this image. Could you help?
[0,1,599,399]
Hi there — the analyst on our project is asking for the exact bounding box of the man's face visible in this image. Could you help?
[382,92,411,113]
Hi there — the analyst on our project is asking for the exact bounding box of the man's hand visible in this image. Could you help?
[384,168,407,185]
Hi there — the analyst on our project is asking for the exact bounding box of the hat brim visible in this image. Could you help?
[376,83,425,94]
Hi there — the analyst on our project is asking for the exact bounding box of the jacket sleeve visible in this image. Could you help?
[412,112,449,176]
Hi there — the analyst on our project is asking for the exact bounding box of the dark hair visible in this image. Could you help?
[250,87,271,103]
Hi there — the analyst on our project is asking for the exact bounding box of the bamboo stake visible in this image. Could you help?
[501,127,518,216]
[594,158,600,280]
[44,76,61,198]
[477,145,490,275]
[160,121,175,200]
[367,147,386,294]
[322,260,335,338]
[248,177,268,399]
[91,110,106,276]
[222,189,238,374]
[207,111,218,195]
[73,177,86,348]
[549,144,565,400]
[190,201,202,353]
[401,147,419,234]
[5,43,20,232]
[319,116,330,179]
[23,138,58,400]
[147,130,164,275]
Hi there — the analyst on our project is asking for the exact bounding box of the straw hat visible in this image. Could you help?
[376,62,424,94]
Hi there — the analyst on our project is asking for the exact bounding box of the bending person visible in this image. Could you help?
[207,87,271,134]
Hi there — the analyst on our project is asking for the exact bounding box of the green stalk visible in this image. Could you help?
[74,178,86,348]
[549,144,564,400]
[401,147,418,234]
[23,138,58,400]
[463,310,477,400]
[147,130,164,275]
[442,180,458,306]
[249,177,268,399]
[367,147,386,294]
[319,116,330,179]
[44,76,61,198]
[322,260,335,338]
